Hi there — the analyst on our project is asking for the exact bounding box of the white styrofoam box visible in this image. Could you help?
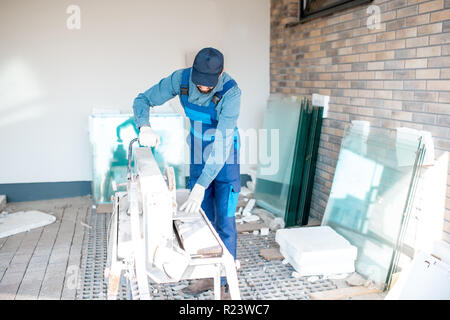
[279,245,355,276]
[0,211,55,238]
[275,226,357,266]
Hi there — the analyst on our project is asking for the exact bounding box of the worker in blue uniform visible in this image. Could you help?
[132,47,241,299]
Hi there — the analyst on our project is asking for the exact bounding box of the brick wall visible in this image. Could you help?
[270,0,450,242]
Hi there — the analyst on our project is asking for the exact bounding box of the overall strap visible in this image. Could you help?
[180,68,190,95]
[179,69,237,125]
[211,79,237,106]
[179,68,191,109]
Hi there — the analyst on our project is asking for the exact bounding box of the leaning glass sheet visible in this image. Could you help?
[89,113,186,204]
[254,95,302,217]
[321,122,422,288]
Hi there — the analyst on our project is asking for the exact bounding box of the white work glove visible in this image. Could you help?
[139,126,160,148]
[179,184,205,214]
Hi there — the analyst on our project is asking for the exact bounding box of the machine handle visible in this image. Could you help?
[127,137,139,180]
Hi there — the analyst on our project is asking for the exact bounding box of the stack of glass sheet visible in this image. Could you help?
[89,113,186,204]
[285,99,323,227]
[321,122,425,289]
[254,96,323,227]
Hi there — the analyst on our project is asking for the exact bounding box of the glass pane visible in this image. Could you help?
[254,95,302,217]
[293,105,323,226]
[89,113,186,204]
[321,122,422,288]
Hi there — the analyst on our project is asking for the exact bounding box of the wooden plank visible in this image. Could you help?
[259,247,284,261]
[309,286,381,300]
[306,217,321,227]
[106,262,122,300]
[236,222,265,233]
[96,203,113,214]
[345,273,368,287]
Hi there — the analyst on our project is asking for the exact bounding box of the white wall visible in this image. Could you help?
[0,0,270,183]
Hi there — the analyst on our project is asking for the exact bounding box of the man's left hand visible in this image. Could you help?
[180,184,205,214]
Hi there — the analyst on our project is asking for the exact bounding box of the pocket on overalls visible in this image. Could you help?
[216,137,240,183]
[226,181,241,218]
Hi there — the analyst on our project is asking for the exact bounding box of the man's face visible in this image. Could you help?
[195,70,224,94]
[196,85,214,94]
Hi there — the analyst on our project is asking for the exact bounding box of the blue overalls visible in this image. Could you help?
[179,68,240,282]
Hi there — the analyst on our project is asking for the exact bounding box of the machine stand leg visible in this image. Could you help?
[107,262,122,300]
[214,264,221,300]
[224,257,241,300]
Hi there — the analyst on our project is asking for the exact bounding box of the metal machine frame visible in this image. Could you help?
[105,139,241,300]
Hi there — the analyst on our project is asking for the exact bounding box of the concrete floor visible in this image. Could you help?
[0,196,386,300]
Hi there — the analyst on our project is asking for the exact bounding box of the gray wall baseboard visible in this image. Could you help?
[0,181,92,202]
[0,174,251,203]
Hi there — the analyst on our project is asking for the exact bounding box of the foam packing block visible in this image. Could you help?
[275,226,357,266]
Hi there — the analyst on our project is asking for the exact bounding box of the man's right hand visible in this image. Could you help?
[139,126,160,148]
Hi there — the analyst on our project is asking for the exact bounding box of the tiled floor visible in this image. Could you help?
[0,196,90,300]
[0,196,385,300]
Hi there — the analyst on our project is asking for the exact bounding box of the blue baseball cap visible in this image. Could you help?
[191,47,224,87]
